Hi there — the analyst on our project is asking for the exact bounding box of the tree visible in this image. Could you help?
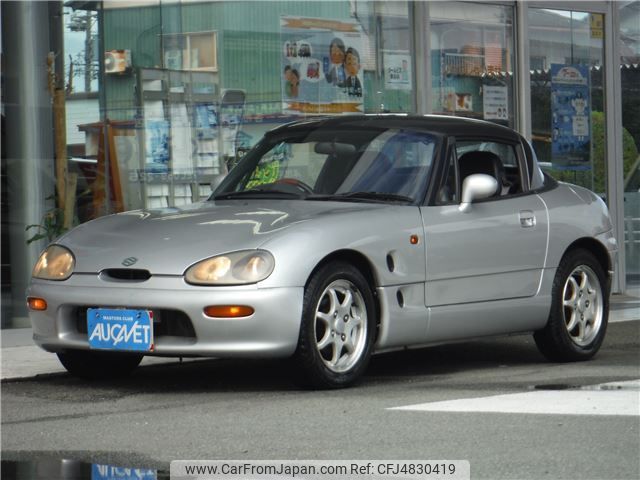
[552,111,638,193]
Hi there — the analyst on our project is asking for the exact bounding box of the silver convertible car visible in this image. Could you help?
[28,115,617,388]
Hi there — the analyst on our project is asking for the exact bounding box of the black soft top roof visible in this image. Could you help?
[269,114,522,143]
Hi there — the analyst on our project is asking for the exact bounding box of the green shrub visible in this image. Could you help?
[550,111,638,193]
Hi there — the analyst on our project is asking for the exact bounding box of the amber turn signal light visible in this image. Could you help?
[410,234,419,245]
[204,305,254,318]
[27,297,47,311]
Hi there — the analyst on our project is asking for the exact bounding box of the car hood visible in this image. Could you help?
[59,200,384,274]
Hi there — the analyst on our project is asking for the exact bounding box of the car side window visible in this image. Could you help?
[455,140,523,197]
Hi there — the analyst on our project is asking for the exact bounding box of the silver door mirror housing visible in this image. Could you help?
[459,174,498,213]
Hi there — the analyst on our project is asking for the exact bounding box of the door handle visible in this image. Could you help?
[519,210,536,228]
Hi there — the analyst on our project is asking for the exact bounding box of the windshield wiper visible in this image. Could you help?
[307,191,414,204]
[213,189,304,200]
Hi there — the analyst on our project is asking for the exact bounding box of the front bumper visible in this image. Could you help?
[27,274,304,358]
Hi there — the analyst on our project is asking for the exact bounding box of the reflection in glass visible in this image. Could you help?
[528,8,606,194]
[429,2,515,128]
[620,2,640,288]
[0,459,159,480]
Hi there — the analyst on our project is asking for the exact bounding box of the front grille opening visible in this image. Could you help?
[75,307,196,339]
[100,269,152,282]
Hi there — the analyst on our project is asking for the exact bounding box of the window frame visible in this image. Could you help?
[430,135,534,206]
[431,137,460,206]
[216,127,444,206]
[162,30,219,72]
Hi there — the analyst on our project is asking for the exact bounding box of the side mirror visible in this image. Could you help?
[459,174,498,213]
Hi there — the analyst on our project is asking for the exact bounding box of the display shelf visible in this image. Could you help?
[135,68,225,208]
[443,52,485,77]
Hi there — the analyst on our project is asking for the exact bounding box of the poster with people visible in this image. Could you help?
[550,64,591,170]
[280,16,364,115]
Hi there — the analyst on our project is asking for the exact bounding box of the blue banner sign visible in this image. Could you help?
[550,64,591,170]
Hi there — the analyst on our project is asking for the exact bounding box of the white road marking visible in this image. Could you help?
[390,380,640,416]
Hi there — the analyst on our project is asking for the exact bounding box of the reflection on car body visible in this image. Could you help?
[0,458,158,480]
[28,115,617,388]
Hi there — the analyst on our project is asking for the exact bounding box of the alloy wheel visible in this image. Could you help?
[313,279,368,373]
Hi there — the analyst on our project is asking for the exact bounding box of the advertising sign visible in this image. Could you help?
[280,16,364,115]
[383,51,412,91]
[87,308,153,352]
[590,13,604,39]
[550,64,591,170]
[483,86,508,120]
[144,119,170,172]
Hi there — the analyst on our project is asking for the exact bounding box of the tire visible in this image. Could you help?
[293,261,376,389]
[534,248,609,362]
[57,350,143,379]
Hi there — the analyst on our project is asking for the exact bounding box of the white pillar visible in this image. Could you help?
[605,3,625,293]
[516,1,532,140]
[411,1,431,115]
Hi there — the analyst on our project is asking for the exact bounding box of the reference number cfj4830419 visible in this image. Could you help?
[376,462,459,476]
[171,460,471,480]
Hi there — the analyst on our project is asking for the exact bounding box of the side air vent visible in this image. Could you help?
[396,289,405,308]
[386,253,395,272]
[100,269,151,282]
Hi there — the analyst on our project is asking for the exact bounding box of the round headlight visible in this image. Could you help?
[185,250,275,285]
[190,256,231,283]
[32,245,75,281]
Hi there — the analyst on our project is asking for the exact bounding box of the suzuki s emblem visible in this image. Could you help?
[122,257,138,267]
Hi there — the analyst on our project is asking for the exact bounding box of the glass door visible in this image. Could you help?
[528,7,606,195]
[619,2,640,297]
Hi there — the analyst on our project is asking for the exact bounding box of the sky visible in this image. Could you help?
[64,6,99,93]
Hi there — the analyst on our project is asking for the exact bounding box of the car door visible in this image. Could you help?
[420,138,549,307]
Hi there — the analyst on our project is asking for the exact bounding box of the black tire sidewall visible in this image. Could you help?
[540,249,609,360]
[294,261,376,389]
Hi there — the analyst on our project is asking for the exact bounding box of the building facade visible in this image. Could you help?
[1,1,639,328]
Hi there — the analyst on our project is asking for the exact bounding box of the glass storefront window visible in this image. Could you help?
[65,7,99,94]
[1,1,414,328]
[63,5,101,227]
[620,2,640,289]
[90,0,413,214]
[5,1,639,330]
[528,8,606,194]
[429,2,516,128]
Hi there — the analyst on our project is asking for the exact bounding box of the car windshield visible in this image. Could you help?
[213,126,439,204]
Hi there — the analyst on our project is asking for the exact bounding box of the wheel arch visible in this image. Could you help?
[563,237,612,277]
[306,249,381,335]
